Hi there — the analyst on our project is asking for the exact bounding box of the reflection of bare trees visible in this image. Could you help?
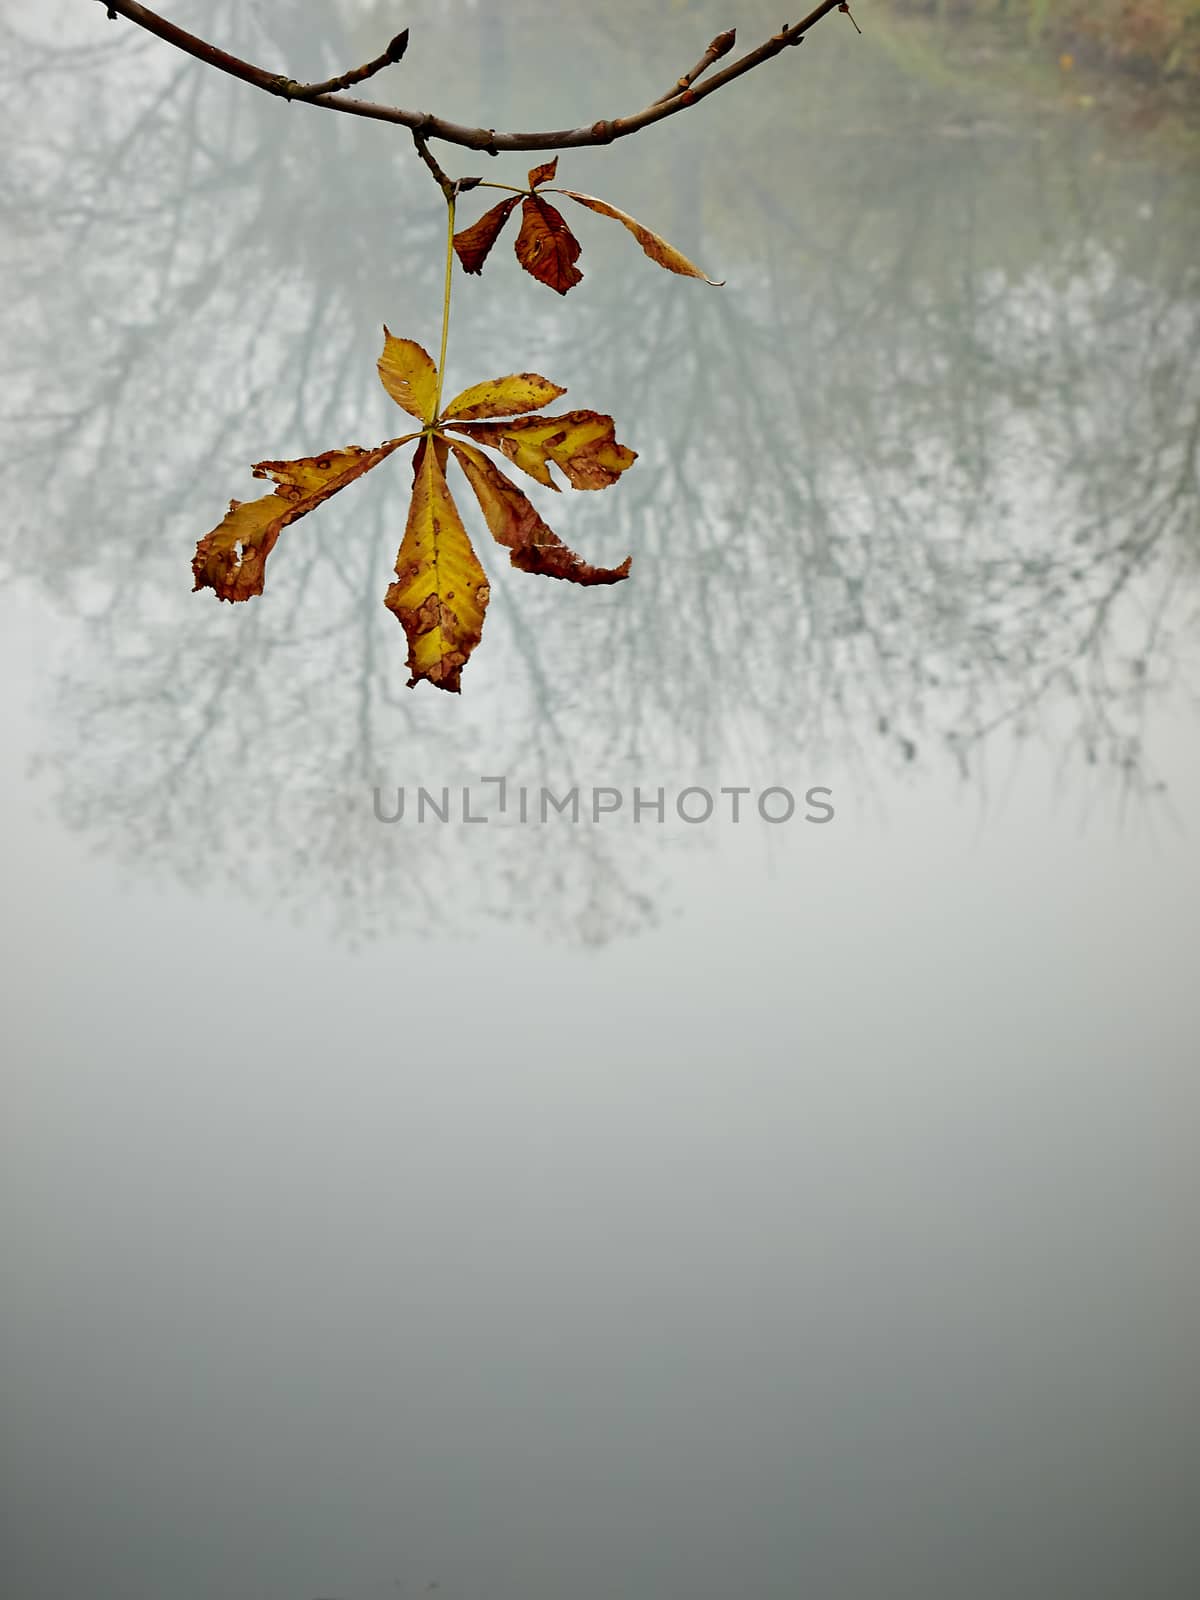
[2,1,1198,943]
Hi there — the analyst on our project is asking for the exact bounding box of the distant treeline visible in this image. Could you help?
[887,0,1200,79]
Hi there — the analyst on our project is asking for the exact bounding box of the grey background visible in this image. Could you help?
[1,2,1198,1597]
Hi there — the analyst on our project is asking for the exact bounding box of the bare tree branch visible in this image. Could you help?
[94,0,852,154]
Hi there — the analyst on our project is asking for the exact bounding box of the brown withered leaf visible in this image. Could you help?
[450,437,630,585]
[553,190,725,284]
[385,436,490,692]
[514,195,583,295]
[450,160,722,291]
[441,372,566,422]
[527,158,558,189]
[447,410,638,491]
[452,196,520,275]
[192,440,408,602]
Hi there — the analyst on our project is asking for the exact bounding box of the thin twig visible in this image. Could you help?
[653,28,737,105]
[94,0,852,153]
[286,29,408,102]
[411,130,455,203]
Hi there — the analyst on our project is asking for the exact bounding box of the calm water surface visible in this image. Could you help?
[2,3,1198,1598]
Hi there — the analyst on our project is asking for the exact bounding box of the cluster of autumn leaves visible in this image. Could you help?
[193,159,717,691]
[453,156,721,296]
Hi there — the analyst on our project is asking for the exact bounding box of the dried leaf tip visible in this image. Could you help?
[557,190,724,286]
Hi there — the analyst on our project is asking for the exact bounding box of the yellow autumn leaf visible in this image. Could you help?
[378,328,440,422]
[198,332,638,692]
[450,437,630,585]
[384,436,490,692]
[192,440,409,601]
[440,372,567,422]
[556,190,724,285]
[448,410,638,490]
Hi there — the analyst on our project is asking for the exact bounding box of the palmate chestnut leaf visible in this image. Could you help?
[193,330,634,693]
[453,157,724,294]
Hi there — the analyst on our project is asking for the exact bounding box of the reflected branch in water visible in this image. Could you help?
[2,1,1198,943]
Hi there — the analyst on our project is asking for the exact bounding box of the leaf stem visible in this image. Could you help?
[432,187,456,422]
